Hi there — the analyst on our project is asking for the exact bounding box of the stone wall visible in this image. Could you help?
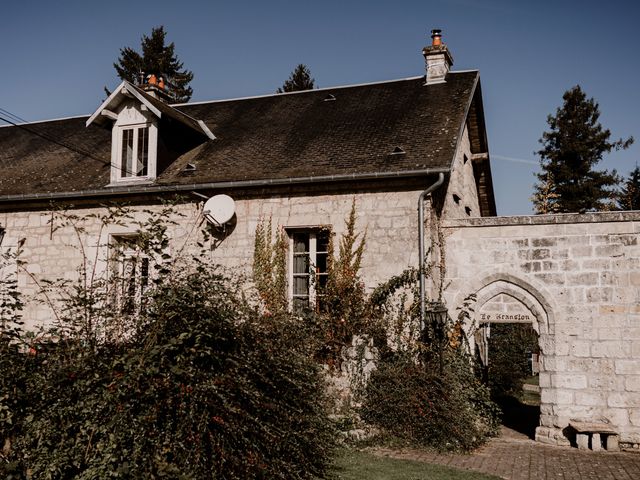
[442,211,640,445]
[441,124,481,219]
[8,182,638,447]
[0,187,429,329]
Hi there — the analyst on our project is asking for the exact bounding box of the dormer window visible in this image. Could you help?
[120,125,149,178]
[86,81,216,186]
[112,120,158,184]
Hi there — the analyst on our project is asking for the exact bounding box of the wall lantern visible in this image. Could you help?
[425,301,448,375]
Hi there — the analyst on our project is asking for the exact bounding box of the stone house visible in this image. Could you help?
[1,31,639,448]
[0,29,493,320]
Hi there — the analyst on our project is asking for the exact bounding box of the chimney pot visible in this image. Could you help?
[431,29,442,46]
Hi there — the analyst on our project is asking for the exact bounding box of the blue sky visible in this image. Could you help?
[1,0,638,215]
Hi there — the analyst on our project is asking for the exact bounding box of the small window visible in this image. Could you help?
[465,206,472,216]
[0,239,18,311]
[452,194,461,204]
[289,229,330,312]
[120,125,149,178]
[110,235,150,315]
[463,154,468,164]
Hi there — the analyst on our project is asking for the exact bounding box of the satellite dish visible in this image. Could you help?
[203,194,236,226]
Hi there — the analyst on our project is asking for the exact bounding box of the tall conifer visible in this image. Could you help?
[112,26,194,103]
[618,166,640,210]
[277,64,315,93]
[533,85,633,213]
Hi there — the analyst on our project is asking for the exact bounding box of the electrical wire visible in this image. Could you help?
[0,107,28,124]
[0,110,140,177]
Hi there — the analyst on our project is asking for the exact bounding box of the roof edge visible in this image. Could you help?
[0,167,450,204]
[449,71,480,173]
[0,114,88,129]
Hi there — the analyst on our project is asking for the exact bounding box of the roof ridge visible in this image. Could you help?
[0,71,481,127]
[172,75,428,107]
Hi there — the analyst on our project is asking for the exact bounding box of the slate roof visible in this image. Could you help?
[86,81,215,139]
[0,71,488,203]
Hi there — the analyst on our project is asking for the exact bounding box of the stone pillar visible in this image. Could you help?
[577,433,589,450]
[606,435,619,452]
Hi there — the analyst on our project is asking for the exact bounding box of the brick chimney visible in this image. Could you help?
[422,29,453,85]
[138,73,174,102]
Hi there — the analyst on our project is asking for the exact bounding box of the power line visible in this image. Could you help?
[0,107,28,125]
[0,110,141,177]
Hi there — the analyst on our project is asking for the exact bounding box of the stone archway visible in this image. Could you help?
[454,272,561,443]
[454,272,556,361]
[469,273,553,336]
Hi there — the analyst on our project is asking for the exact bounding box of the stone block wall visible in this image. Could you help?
[442,211,640,445]
[441,125,481,219]
[0,187,427,329]
[9,185,637,447]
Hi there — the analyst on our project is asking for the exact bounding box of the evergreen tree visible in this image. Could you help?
[530,172,560,214]
[533,85,633,213]
[112,26,194,103]
[277,64,315,93]
[618,166,640,210]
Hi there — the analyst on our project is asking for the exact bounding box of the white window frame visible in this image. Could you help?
[287,228,330,312]
[109,235,150,315]
[0,244,18,316]
[110,112,158,185]
[119,124,149,179]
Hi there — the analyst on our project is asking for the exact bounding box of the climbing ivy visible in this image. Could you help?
[253,216,288,315]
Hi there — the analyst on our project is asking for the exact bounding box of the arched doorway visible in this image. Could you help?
[457,273,555,440]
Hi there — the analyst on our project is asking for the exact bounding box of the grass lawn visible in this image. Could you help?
[520,389,541,406]
[330,449,501,480]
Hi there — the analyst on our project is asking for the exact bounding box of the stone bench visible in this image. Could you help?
[569,421,619,452]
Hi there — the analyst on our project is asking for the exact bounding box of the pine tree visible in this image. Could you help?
[112,26,194,103]
[277,64,315,93]
[618,166,640,210]
[533,85,633,213]
[530,172,560,214]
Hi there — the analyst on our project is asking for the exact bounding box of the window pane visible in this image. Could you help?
[293,275,309,295]
[317,231,330,252]
[121,129,134,178]
[137,127,148,176]
[316,253,328,273]
[317,273,328,289]
[124,257,137,313]
[293,234,309,253]
[293,254,309,274]
[140,257,149,291]
[111,235,151,315]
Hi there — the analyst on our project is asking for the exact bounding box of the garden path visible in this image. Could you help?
[372,427,640,480]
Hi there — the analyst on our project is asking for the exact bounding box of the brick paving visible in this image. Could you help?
[371,427,640,479]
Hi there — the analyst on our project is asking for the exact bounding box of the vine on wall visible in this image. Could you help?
[252,200,370,367]
[252,216,288,315]
[320,200,368,365]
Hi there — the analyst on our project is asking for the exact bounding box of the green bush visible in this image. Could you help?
[487,323,538,397]
[2,267,336,479]
[361,351,499,452]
